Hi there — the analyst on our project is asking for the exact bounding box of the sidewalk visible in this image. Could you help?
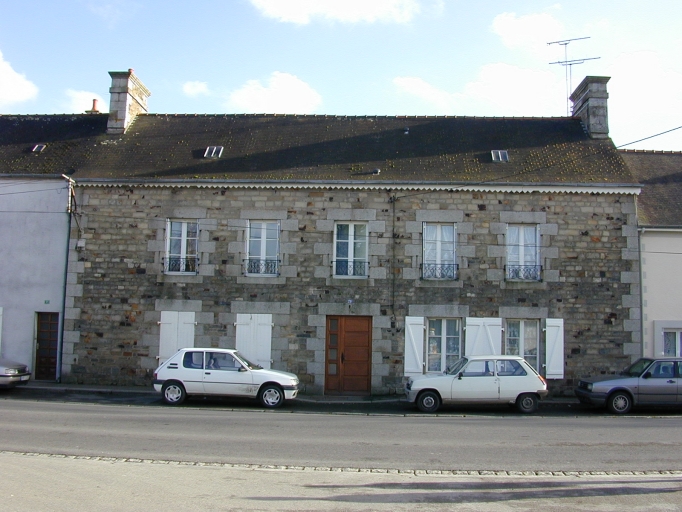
[18,379,579,406]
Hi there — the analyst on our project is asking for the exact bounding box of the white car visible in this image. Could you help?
[153,348,299,407]
[405,355,548,413]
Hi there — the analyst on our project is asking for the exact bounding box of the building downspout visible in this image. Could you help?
[57,175,76,382]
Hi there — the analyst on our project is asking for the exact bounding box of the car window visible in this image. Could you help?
[446,358,468,375]
[648,361,676,379]
[496,359,527,376]
[462,360,495,377]
[207,353,242,371]
[622,358,654,377]
[182,351,204,369]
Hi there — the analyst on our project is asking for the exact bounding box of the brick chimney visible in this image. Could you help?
[569,76,610,139]
[106,69,151,134]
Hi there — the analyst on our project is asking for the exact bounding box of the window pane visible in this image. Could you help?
[424,224,437,242]
[336,224,349,240]
[186,222,198,238]
[249,239,261,258]
[170,222,183,237]
[664,332,677,356]
[524,321,538,357]
[353,224,367,237]
[353,240,367,259]
[336,241,349,259]
[265,239,277,258]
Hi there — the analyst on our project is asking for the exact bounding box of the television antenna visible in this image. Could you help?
[548,37,600,116]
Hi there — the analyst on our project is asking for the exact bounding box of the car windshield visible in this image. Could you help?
[621,358,654,377]
[446,357,468,375]
[233,351,262,370]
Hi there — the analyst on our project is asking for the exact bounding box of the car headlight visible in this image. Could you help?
[585,382,593,392]
[406,379,412,391]
[4,368,20,375]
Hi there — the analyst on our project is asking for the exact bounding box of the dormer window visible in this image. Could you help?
[204,146,223,158]
[32,144,46,153]
[491,150,509,162]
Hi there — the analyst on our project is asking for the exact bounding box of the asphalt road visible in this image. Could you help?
[2,390,681,510]
[1,391,682,473]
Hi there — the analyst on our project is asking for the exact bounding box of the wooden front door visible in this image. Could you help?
[325,316,371,394]
[35,312,59,380]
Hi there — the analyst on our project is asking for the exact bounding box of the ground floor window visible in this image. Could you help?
[663,330,682,356]
[504,319,539,371]
[427,318,461,372]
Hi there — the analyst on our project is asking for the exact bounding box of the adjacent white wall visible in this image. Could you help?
[0,178,69,371]
[640,229,682,357]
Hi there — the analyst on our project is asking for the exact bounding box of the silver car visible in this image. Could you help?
[575,358,681,414]
[0,358,31,388]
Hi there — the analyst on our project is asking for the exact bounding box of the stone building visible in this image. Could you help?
[0,71,641,395]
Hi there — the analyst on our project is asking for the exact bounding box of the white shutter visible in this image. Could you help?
[544,318,565,379]
[159,311,179,363]
[404,316,425,377]
[236,313,273,369]
[464,317,502,356]
[159,311,195,364]
[177,312,196,349]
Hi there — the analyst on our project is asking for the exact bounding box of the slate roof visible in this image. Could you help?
[0,113,636,186]
[619,150,682,226]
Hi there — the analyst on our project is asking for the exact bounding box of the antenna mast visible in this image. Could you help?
[548,37,600,116]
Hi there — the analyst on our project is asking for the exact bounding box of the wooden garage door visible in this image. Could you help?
[325,316,371,394]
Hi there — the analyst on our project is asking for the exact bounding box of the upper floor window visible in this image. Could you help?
[427,318,461,372]
[504,319,539,371]
[663,331,682,357]
[422,223,457,280]
[333,223,368,277]
[245,221,280,276]
[506,224,541,281]
[165,220,198,274]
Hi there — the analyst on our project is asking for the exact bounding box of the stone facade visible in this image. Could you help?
[62,184,640,396]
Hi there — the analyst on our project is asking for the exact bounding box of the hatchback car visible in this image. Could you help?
[0,358,31,388]
[153,348,299,407]
[575,357,682,414]
[405,355,548,413]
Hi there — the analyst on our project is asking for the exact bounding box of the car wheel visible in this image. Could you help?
[161,381,186,406]
[259,384,284,408]
[607,391,632,414]
[416,391,441,413]
[516,393,539,414]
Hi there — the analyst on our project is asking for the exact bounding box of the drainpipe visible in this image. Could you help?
[57,175,76,382]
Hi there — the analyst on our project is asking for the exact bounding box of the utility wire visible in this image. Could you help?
[617,125,682,148]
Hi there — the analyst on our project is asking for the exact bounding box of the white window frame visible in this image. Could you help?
[422,223,456,280]
[426,318,462,373]
[165,219,199,274]
[245,221,280,276]
[333,222,368,278]
[504,319,540,371]
[492,150,509,162]
[506,224,540,281]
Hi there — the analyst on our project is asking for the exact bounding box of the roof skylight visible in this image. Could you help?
[204,146,224,158]
[32,144,46,153]
[491,150,509,162]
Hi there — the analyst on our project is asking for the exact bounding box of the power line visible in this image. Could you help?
[617,125,682,148]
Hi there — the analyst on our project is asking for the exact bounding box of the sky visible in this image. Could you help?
[1,0,680,151]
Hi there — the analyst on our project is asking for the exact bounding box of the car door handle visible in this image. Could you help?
[667,379,676,384]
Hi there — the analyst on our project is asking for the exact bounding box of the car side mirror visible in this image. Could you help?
[642,371,651,379]
[457,372,464,380]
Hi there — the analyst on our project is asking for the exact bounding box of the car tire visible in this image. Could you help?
[607,391,632,414]
[516,393,539,414]
[259,384,284,408]
[416,391,441,413]
[161,381,186,406]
